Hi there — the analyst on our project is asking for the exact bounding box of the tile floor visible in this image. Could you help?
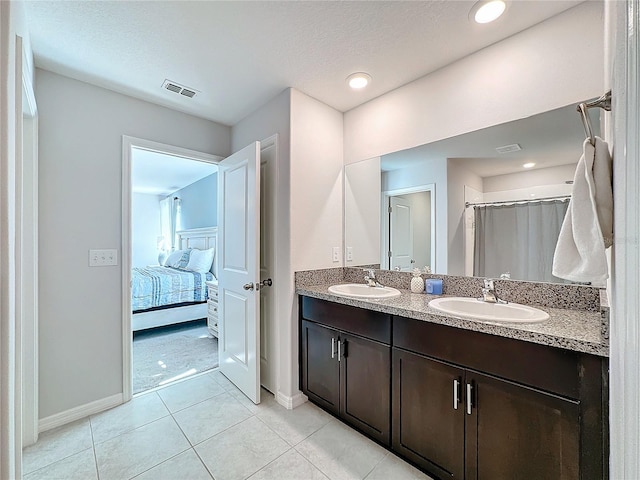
[22,369,432,480]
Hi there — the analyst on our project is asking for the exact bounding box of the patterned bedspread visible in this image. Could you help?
[132,266,213,312]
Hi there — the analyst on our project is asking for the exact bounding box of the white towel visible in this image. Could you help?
[552,136,613,286]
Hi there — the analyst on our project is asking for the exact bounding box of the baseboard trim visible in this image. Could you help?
[276,390,307,410]
[39,393,124,433]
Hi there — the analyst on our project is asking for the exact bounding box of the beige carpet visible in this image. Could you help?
[132,320,218,394]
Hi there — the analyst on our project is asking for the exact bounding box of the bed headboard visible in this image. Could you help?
[177,227,218,277]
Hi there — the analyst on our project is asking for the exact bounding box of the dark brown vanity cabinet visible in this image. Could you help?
[393,348,580,480]
[393,349,465,479]
[394,315,604,480]
[300,297,391,445]
[299,297,606,480]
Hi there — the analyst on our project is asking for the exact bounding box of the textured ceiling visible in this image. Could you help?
[25,1,585,126]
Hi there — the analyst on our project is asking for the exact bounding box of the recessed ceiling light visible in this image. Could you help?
[523,162,536,169]
[471,0,506,24]
[347,72,372,89]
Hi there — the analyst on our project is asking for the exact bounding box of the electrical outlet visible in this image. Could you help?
[89,249,118,267]
[332,246,340,262]
[346,247,353,261]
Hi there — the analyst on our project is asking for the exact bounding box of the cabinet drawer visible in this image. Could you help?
[301,296,391,344]
[394,316,580,399]
[208,286,219,301]
[208,300,218,318]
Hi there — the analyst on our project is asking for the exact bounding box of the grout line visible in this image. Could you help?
[252,405,329,448]
[192,446,216,480]
[362,451,389,480]
[132,365,220,398]
[22,447,95,479]
[244,446,294,480]
[89,417,101,480]
[91,392,172,447]
[22,420,96,477]
[187,413,255,449]
[127,447,192,479]
[160,388,227,416]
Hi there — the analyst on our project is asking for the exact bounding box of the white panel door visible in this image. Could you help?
[217,141,261,404]
[390,196,414,271]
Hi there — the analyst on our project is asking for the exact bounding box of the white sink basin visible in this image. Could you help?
[328,283,402,299]
[428,297,549,323]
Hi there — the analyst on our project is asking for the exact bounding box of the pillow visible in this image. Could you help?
[164,249,191,269]
[185,248,215,273]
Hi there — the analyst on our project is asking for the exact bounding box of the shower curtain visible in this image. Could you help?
[473,199,569,283]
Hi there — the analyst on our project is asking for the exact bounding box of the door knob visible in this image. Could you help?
[243,282,254,291]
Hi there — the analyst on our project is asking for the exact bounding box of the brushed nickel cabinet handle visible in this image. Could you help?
[453,379,460,410]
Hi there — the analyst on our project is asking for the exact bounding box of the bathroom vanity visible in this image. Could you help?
[297,272,608,480]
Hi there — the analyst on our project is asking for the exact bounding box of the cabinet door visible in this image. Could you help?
[465,371,580,480]
[340,333,391,445]
[300,320,340,415]
[392,348,465,480]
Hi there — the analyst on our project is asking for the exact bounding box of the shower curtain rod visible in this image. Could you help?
[578,90,612,146]
[465,195,571,208]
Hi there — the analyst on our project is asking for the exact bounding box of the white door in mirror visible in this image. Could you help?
[428,297,549,323]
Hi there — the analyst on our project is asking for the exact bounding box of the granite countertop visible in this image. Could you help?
[296,283,608,357]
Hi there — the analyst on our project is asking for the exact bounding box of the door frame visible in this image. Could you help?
[258,135,279,394]
[610,0,640,478]
[121,136,222,401]
[381,184,436,272]
[20,39,39,448]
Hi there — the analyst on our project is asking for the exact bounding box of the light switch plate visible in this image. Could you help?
[89,249,118,267]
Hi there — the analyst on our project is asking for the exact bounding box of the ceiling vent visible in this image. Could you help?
[162,79,198,99]
[495,143,522,154]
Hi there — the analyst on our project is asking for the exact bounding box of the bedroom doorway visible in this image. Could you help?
[125,138,222,395]
[122,135,279,402]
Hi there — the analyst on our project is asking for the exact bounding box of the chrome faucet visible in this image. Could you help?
[364,269,383,287]
[480,279,507,304]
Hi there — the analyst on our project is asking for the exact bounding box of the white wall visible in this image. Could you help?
[447,161,482,275]
[344,157,381,266]
[483,164,576,192]
[383,159,448,273]
[289,90,343,405]
[290,89,344,271]
[131,193,161,267]
[343,1,604,163]
[36,69,231,419]
[175,173,218,230]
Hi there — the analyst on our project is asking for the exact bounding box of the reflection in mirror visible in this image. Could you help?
[344,102,601,284]
[383,185,435,272]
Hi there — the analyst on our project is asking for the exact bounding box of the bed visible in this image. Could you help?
[132,227,218,332]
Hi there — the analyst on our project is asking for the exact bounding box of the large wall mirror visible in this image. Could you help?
[344,102,601,284]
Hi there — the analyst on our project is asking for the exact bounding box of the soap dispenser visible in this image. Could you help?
[410,268,425,293]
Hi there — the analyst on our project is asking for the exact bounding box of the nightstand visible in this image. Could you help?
[205,280,219,338]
